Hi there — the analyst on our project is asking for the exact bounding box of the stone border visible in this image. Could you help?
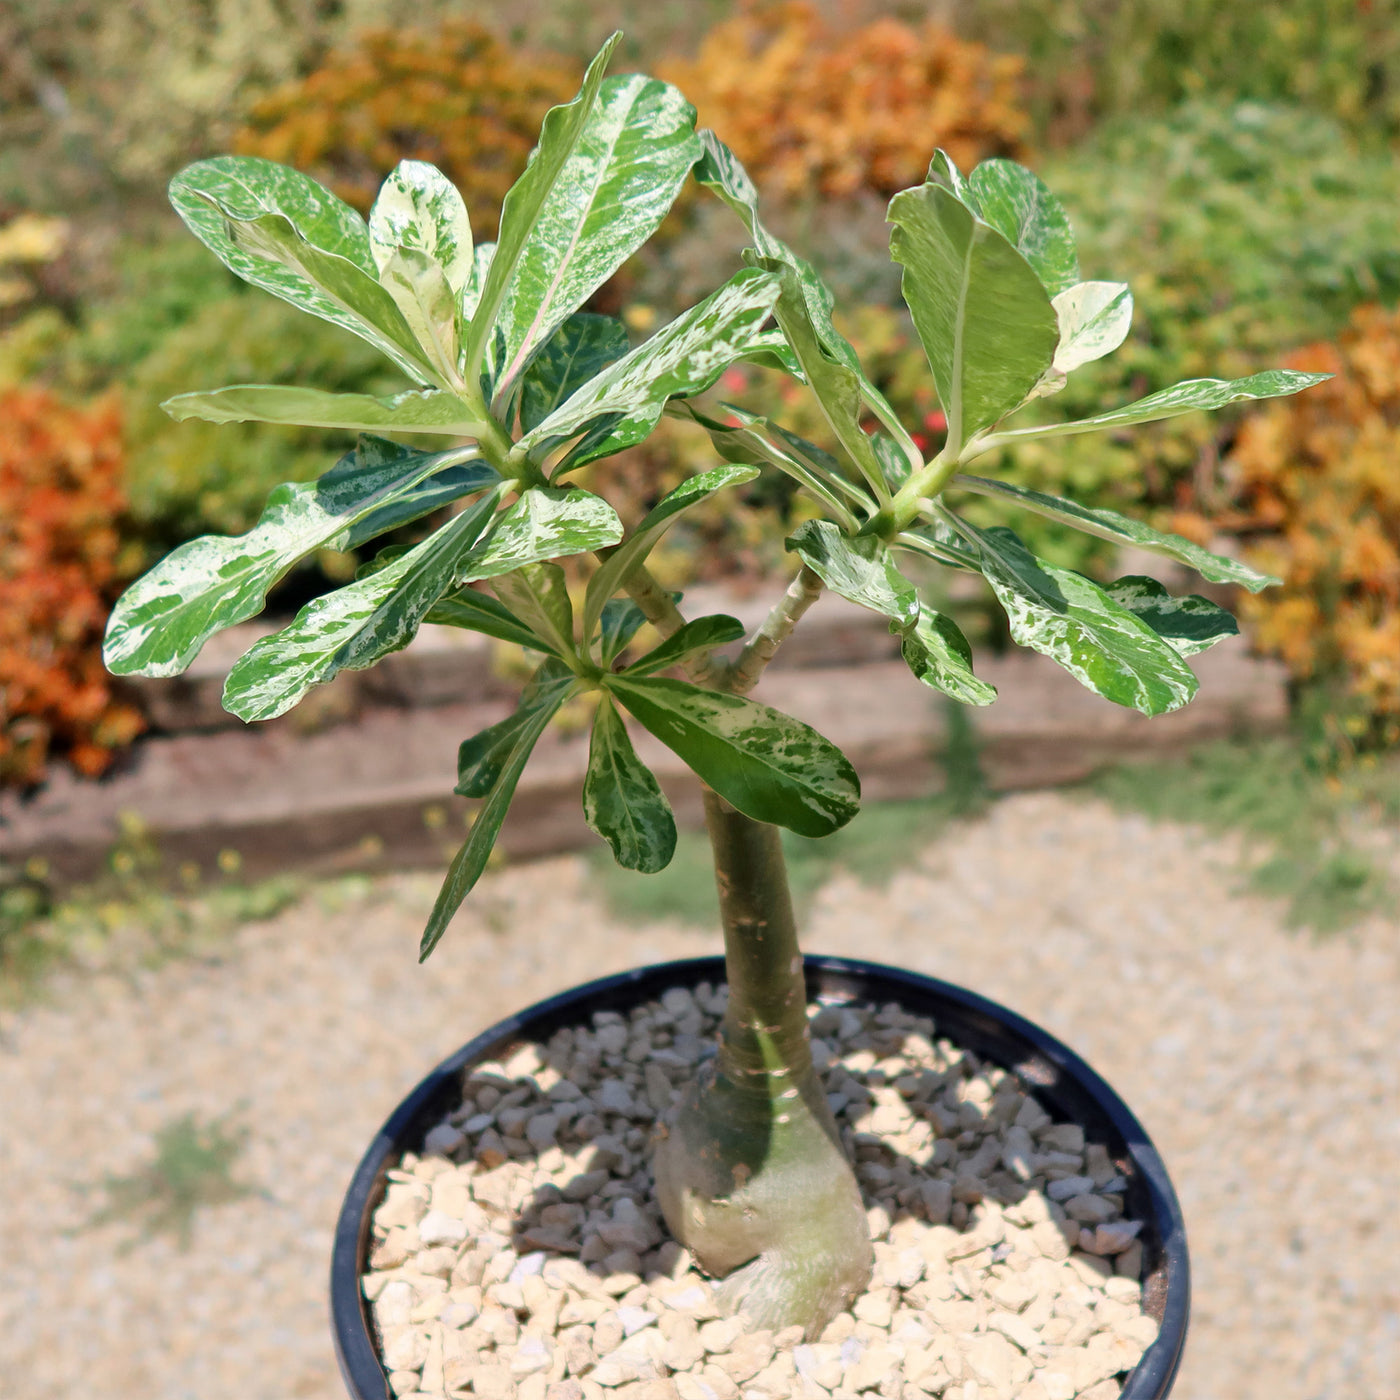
[0,585,1287,891]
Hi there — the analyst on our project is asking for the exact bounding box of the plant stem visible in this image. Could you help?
[728,566,825,696]
[622,563,728,689]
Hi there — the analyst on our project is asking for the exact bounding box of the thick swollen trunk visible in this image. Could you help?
[653,789,872,1336]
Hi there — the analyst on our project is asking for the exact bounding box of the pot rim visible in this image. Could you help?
[331,954,1189,1400]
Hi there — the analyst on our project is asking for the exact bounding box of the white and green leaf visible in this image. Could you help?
[162,384,486,435]
[964,158,1080,298]
[377,246,463,388]
[949,472,1279,592]
[223,488,505,720]
[951,517,1199,716]
[368,159,473,292]
[103,438,496,677]
[605,675,860,838]
[456,658,577,798]
[1103,576,1240,656]
[1052,281,1133,375]
[464,487,624,584]
[900,607,997,706]
[583,693,677,873]
[489,563,577,661]
[518,267,782,472]
[888,181,1060,451]
[490,73,702,396]
[426,585,553,653]
[785,520,919,628]
[974,370,1331,450]
[519,313,630,432]
[622,614,745,677]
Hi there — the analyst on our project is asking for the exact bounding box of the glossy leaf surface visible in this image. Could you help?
[900,608,997,706]
[606,675,859,837]
[888,182,1059,450]
[583,693,677,873]
[368,160,473,292]
[377,246,462,388]
[169,158,430,380]
[491,74,701,393]
[422,680,574,959]
[162,384,484,435]
[104,439,496,677]
[786,521,918,627]
[949,472,1279,592]
[489,563,576,660]
[520,314,630,432]
[1104,577,1240,656]
[223,490,503,720]
[622,614,745,677]
[461,35,620,382]
[1052,281,1133,375]
[519,268,781,470]
[597,598,651,667]
[465,487,623,583]
[425,587,552,652]
[955,518,1198,715]
[964,158,1080,297]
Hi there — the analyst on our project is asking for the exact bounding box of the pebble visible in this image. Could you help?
[367,992,1163,1400]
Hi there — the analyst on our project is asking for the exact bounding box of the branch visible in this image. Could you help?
[727,565,825,695]
[622,563,728,689]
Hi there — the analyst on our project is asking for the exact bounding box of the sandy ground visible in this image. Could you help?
[1,792,1396,1400]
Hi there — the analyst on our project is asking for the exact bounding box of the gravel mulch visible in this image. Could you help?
[0,793,1396,1400]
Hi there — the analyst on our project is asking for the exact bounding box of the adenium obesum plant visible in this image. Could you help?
[103,37,1324,1337]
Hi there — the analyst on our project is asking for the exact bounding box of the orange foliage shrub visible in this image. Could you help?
[233,21,578,231]
[0,389,144,786]
[1211,306,1400,740]
[660,2,1027,200]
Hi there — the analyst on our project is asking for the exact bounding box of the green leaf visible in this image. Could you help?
[1052,281,1133,375]
[422,681,574,960]
[223,489,505,720]
[461,34,620,385]
[169,157,432,381]
[1103,576,1240,656]
[462,242,496,322]
[964,158,1080,298]
[623,614,745,677]
[948,472,1280,592]
[489,563,576,660]
[900,607,997,706]
[888,181,1060,451]
[103,439,496,677]
[517,267,782,471]
[952,517,1198,716]
[785,520,918,628]
[368,159,473,292]
[976,370,1331,449]
[597,598,652,667]
[520,314,630,432]
[490,74,701,395]
[581,463,759,644]
[425,586,553,652]
[583,693,677,873]
[606,675,860,837]
[456,658,575,797]
[464,487,624,583]
[162,384,485,435]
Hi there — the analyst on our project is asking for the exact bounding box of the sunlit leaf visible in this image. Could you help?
[583,693,677,872]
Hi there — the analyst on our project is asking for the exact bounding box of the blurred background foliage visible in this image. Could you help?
[2,0,1400,784]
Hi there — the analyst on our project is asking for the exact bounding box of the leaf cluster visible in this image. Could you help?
[102,36,1326,960]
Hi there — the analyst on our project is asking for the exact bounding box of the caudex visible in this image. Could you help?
[105,35,1324,1336]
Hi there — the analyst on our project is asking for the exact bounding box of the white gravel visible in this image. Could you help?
[0,792,1397,1400]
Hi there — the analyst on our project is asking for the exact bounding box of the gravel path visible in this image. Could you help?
[1,792,1396,1400]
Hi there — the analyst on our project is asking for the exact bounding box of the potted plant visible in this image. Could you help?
[103,34,1323,1398]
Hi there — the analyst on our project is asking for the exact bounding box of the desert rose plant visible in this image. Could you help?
[103,36,1325,1337]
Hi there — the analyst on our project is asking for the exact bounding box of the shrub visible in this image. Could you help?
[232,20,579,230]
[658,3,1027,200]
[0,388,143,786]
[1210,306,1400,746]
